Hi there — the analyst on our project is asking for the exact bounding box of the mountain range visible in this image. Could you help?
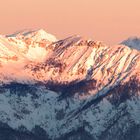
[0,29,139,140]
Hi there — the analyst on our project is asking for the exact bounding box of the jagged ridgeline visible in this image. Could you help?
[0,30,139,140]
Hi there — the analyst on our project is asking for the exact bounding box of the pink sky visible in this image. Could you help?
[0,0,140,45]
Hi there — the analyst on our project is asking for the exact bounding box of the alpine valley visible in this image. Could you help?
[0,29,139,140]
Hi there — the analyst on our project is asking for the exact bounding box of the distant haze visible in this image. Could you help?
[0,0,140,45]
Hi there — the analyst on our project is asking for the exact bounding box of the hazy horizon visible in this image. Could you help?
[0,0,140,45]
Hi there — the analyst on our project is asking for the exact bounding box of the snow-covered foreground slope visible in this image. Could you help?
[0,31,139,140]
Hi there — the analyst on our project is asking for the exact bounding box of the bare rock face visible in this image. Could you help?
[0,31,139,140]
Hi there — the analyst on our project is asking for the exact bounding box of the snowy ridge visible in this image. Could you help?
[0,31,139,140]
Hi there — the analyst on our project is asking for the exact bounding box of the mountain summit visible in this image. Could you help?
[121,36,140,50]
[6,29,57,42]
[0,31,139,140]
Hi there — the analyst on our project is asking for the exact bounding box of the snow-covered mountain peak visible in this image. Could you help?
[24,29,57,42]
[6,29,57,42]
[121,36,140,50]
[53,35,97,49]
[0,31,139,84]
